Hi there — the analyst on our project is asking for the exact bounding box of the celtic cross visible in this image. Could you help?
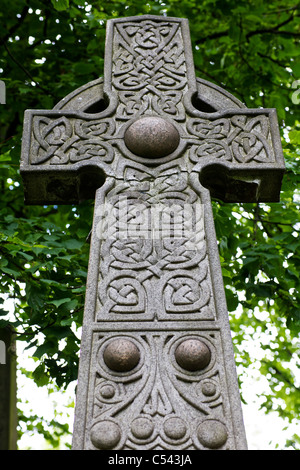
[20,15,285,450]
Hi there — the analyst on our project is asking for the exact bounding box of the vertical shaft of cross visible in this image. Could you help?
[73,172,248,451]
[71,17,249,450]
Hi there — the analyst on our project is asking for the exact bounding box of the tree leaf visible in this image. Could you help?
[50,298,72,308]
[51,0,69,11]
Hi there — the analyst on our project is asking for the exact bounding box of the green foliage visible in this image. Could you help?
[18,402,72,449]
[0,0,299,449]
[51,0,70,12]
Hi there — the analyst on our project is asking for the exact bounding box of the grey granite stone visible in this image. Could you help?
[20,15,285,450]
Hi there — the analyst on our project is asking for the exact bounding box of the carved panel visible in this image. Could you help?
[28,109,276,169]
[112,19,188,121]
[96,166,215,321]
[188,114,276,164]
[86,329,234,450]
[30,116,115,165]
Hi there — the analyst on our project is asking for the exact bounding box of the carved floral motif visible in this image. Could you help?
[88,331,232,450]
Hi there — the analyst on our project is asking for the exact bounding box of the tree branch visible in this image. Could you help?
[261,359,300,391]
[195,30,228,45]
[195,10,300,45]
[0,5,29,43]
[257,52,289,68]
[246,12,300,41]
[0,40,55,97]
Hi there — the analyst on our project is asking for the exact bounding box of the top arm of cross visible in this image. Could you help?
[20,15,285,206]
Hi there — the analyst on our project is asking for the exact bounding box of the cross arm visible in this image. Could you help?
[20,14,285,206]
[186,107,285,203]
[20,105,285,205]
[20,108,116,205]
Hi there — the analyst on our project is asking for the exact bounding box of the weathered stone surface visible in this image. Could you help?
[175,338,211,371]
[103,338,141,372]
[124,116,180,158]
[20,15,285,450]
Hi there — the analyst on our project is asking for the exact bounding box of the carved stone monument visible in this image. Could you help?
[20,15,285,450]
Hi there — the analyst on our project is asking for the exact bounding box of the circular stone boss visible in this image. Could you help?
[197,419,228,449]
[124,116,180,158]
[175,338,211,372]
[163,416,187,440]
[131,416,154,440]
[103,338,140,372]
[90,420,121,449]
[99,383,116,399]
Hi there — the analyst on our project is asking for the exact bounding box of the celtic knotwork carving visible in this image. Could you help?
[74,119,115,139]
[96,166,212,320]
[231,115,274,163]
[117,91,149,120]
[107,274,146,314]
[162,270,210,314]
[31,116,73,164]
[105,237,207,280]
[112,20,188,120]
[110,238,153,270]
[22,15,283,451]
[188,118,231,140]
[30,116,115,164]
[152,91,186,119]
[188,114,275,164]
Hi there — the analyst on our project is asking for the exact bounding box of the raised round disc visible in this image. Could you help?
[90,420,121,449]
[103,338,140,372]
[163,417,187,440]
[131,417,154,440]
[197,420,228,449]
[175,338,211,372]
[124,116,180,158]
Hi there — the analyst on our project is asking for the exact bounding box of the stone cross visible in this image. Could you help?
[20,15,285,450]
